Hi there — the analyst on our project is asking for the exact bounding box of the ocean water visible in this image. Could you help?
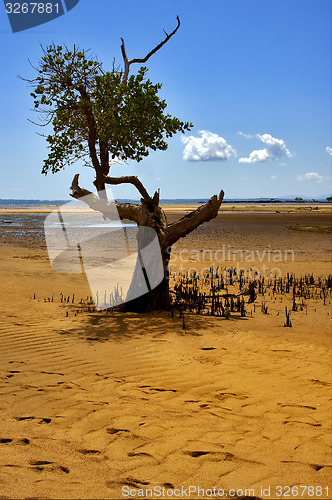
[0,199,134,237]
[0,198,210,210]
[0,199,71,210]
[0,198,203,235]
[0,198,328,236]
[0,197,326,210]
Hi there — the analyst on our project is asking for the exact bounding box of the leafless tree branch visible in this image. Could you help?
[70,174,146,224]
[121,16,181,83]
[103,175,152,201]
[165,190,224,247]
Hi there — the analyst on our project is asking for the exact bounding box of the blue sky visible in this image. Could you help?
[0,0,331,200]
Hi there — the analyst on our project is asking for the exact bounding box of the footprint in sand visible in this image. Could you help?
[216,392,248,401]
[282,460,325,472]
[139,385,178,393]
[30,460,70,473]
[14,416,52,424]
[78,448,101,454]
[30,460,54,466]
[0,438,30,445]
[278,403,316,410]
[107,427,129,435]
[186,451,210,458]
[122,477,149,487]
[309,379,331,386]
[106,427,139,439]
[18,438,30,444]
[127,452,155,458]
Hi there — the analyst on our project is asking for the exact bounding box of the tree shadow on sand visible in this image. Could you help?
[58,309,246,343]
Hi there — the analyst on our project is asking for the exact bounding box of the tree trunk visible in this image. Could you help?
[70,174,224,313]
[123,248,171,312]
[93,179,107,198]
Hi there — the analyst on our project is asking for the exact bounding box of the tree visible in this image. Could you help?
[26,17,224,311]
[326,196,332,202]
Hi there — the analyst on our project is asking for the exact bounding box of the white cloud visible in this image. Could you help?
[326,147,332,156]
[297,172,324,183]
[182,130,236,161]
[238,131,254,139]
[271,175,277,180]
[239,133,293,164]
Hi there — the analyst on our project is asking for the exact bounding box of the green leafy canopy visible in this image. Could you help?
[29,44,192,175]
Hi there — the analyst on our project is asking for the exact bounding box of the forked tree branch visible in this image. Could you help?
[70,175,225,249]
[121,16,181,83]
[70,174,146,224]
[103,175,151,201]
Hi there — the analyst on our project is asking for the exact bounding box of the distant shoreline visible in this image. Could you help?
[0,202,331,215]
[0,198,331,206]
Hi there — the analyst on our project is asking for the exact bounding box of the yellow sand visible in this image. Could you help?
[0,210,331,499]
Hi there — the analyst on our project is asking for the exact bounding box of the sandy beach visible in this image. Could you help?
[0,206,331,499]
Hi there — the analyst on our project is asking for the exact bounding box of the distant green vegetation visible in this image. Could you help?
[289,225,332,233]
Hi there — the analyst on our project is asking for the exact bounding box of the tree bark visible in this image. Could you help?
[123,247,171,312]
[70,174,224,312]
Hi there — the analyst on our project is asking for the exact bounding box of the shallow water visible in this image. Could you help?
[0,212,134,231]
